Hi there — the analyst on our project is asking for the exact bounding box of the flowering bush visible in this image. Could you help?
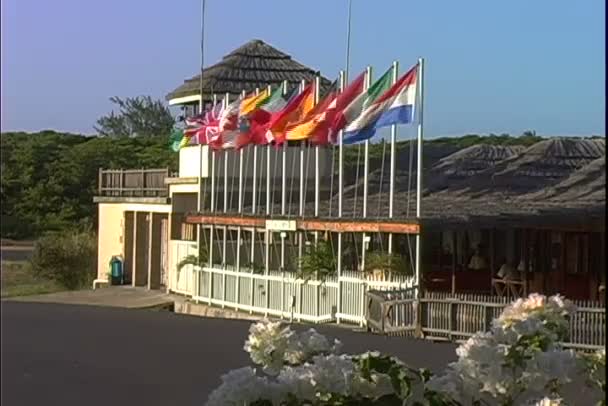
[206,294,606,406]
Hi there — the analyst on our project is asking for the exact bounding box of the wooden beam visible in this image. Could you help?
[186,214,265,228]
[298,219,419,234]
[185,214,421,234]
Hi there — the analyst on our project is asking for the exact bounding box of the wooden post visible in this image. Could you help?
[451,232,457,295]
[490,229,495,291]
[523,229,529,295]
[98,168,103,196]
[141,168,145,196]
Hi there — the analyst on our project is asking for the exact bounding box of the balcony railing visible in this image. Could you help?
[98,168,169,197]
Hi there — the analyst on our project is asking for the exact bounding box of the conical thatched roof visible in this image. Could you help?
[426,144,525,192]
[521,156,606,204]
[440,138,605,196]
[318,138,605,228]
[166,39,332,101]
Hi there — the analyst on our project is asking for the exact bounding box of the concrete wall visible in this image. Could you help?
[96,202,171,280]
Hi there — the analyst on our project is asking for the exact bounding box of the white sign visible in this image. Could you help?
[265,220,296,231]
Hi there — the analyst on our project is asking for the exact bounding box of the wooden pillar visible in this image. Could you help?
[522,228,529,295]
[451,231,456,294]
[489,228,495,291]
[132,211,138,287]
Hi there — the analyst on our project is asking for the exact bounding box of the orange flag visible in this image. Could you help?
[267,83,314,145]
[285,85,338,141]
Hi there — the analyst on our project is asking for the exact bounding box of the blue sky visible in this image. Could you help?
[1,0,605,137]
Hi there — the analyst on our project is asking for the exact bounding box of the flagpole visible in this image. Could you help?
[361,65,371,270]
[197,0,207,289]
[388,60,398,256]
[415,57,424,296]
[336,70,345,324]
[345,0,353,80]
[314,76,320,219]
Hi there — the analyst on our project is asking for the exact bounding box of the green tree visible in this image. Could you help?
[95,96,174,138]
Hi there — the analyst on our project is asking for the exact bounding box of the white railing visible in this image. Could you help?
[188,266,416,325]
[169,240,198,295]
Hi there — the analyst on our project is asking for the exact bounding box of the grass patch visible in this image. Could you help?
[1,261,63,298]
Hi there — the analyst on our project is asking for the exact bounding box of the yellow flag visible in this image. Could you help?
[239,89,270,116]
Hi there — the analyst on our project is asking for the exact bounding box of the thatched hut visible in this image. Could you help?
[438,138,605,196]
[521,156,605,204]
[426,144,524,192]
[166,39,332,113]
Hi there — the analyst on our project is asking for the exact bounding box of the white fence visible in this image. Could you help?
[192,267,416,325]
[169,240,198,295]
[170,240,417,325]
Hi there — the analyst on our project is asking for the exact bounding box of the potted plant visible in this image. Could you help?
[363,251,412,281]
[297,239,337,284]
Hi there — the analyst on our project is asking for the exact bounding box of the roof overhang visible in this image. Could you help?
[168,95,201,106]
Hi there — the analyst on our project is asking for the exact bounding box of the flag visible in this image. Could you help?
[248,85,300,143]
[284,80,339,141]
[239,89,270,116]
[267,83,315,145]
[342,64,417,144]
[185,102,223,144]
[235,85,290,147]
[169,128,185,152]
[330,67,394,143]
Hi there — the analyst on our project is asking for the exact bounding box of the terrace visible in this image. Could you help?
[96,168,171,200]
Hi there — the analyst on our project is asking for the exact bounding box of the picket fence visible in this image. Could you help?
[187,266,416,325]
[366,290,606,351]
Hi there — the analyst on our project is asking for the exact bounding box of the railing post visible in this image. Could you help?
[98,168,103,195]
[484,305,493,331]
[449,301,457,341]
[141,168,145,196]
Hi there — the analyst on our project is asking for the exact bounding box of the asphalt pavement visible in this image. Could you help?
[1,302,457,406]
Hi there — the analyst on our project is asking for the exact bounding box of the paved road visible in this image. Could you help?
[1,302,457,406]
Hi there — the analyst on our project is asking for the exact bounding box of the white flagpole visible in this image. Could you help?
[361,65,371,270]
[415,58,424,295]
[314,76,320,219]
[345,0,352,80]
[388,60,398,255]
[336,70,345,324]
[281,81,291,217]
[196,0,207,292]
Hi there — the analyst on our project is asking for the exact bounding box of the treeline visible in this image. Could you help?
[1,131,177,239]
[1,130,545,239]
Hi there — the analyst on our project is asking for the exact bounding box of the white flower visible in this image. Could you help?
[244,320,293,375]
[205,367,281,406]
[528,396,564,405]
[284,328,342,365]
[278,354,357,400]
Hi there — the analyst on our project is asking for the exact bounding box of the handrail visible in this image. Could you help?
[98,168,169,197]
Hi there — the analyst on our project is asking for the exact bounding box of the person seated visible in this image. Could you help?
[468,245,488,271]
[496,260,520,281]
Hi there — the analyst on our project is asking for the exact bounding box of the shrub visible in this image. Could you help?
[363,251,412,277]
[30,228,97,290]
[297,239,337,283]
[206,294,606,406]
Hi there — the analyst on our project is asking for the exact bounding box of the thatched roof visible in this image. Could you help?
[321,138,605,230]
[439,138,605,196]
[520,156,605,204]
[426,145,525,192]
[166,39,332,101]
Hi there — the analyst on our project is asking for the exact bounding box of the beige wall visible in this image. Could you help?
[97,202,170,280]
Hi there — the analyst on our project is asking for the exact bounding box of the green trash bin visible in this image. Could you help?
[109,256,123,285]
